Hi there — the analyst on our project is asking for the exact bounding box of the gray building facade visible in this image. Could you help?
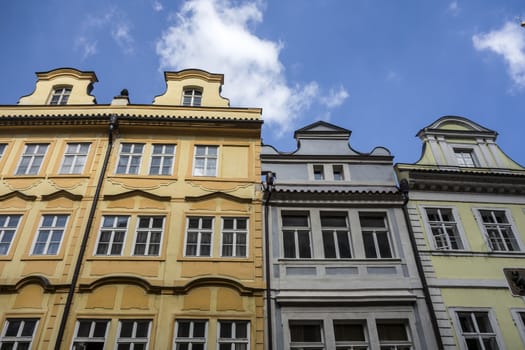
[261,121,439,349]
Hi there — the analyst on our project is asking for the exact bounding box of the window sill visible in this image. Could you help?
[21,255,63,261]
[108,174,177,180]
[87,256,165,261]
[277,258,403,264]
[178,257,251,262]
[422,250,525,258]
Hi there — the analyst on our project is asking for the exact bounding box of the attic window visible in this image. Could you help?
[454,149,477,167]
[182,88,202,106]
[49,86,72,105]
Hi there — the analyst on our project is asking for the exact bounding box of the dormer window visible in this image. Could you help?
[49,86,72,105]
[182,88,202,106]
[313,165,324,180]
[454,148,477,167]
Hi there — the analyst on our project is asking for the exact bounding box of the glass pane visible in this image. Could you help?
[290,324,322,342]
[360,214,385,228]
[5,320,21,336]
[363,232,377,258]
[337,231,352,258]
[283,231,296,258]
[322,231,336,258]
[193,321,206,337]
[297,231,311,258]
[377,232,392,258]
[236,322,247,338]
[136,321,150,337]
[282,214,309,227]
[177,321,190,337]
[377,323,408,341]
[77,321,91,337]
[220,322,232,338]
[93,321,107,337]
[475,313,493,333]
[334,323,365,341]
[120,321,133,337]
[321,214,346,227]
[458,313,475,332]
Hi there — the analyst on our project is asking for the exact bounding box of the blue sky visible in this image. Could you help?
[1,0,524,165]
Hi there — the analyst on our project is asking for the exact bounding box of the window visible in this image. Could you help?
[133,216,164,256]
[182,88,202,107]
[282,212,312,259]
[116,143,144,175]
[49,86,71,105]
[478,209,520,252]
[185,217,213,257]
[149,144,176,175]
[0,144,6,159]
[31,214,68,255]
[333,321,368,350]
[95,216,129,256]
[377,321,412,350]
[425,208,464,250]
[60,143,90,174]
[0,215,22,255]
[289,321,324,350]
[16,143,49,175]
[72,319,109,350]
[218,321,249,350]
[332,165,344,181]
[511,310,525,346]
[221,218,248,257]
[174,320,207,350]
[117,319,151,350]
[313,165,324,180]
[321,213,351,258]
[454,149,477,167]
[454,311,501,350]
[360,213,393,259]
[0,318,38,350]
[193,146,218,176]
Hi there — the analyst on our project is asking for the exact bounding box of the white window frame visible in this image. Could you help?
[94,215,129,256]
[59,142,90,174]
[15,143,49,175]
[321,212,352,259]
[116,143,144,175]
[309,164,349,181]
[217,320,250,350]
[31,214,68,255]
[421,206,468,251]
[182,88,203,106]
[474,208,523,252]
[116,319,151,350]
[132,216,164,256]
[281,212,312,259]
[0,214,22,255]
[511,308,525,346]
[184,217,214,257]
[450,308,504,350]
[332,164,345,181]
[192,145,218,177]
[221,217,249,258]
[0,318,39,350]
[71,319,109,350]
[149,144,176,176]
[359,212,394,259]
[49,86,71,105]
[173,319,208,349]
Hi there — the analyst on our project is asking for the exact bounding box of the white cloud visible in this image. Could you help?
[75,37,98,59]
[320,86,349,108]
[112,23,134,54]
[447,1,460,16]
[156,0,346,131]
[76,7,135,56]
[153,1,164,12]
[473,21,525,88]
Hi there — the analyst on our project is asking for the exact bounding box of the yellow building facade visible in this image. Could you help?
[0,68,264,349]
[396,116,525,349]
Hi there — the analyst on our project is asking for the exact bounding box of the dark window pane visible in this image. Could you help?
[283,231,296,258]
[177,321,190,337]
[282,214,309,227]
[298,231,311,258]
[334,323,365,341]
[323,231,336,258]
[337,231,352,258]
[363,233,377,258]
[290,324,322,342]
[377,323,408,341]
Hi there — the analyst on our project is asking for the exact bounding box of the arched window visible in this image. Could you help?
[49,86,72,105]
[182,87,202,107]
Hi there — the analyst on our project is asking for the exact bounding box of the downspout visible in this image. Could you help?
[262,172,274,350]
[399,179,444,350]
[54,114,119,350]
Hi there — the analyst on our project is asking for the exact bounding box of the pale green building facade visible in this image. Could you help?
[396,116,525,349]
